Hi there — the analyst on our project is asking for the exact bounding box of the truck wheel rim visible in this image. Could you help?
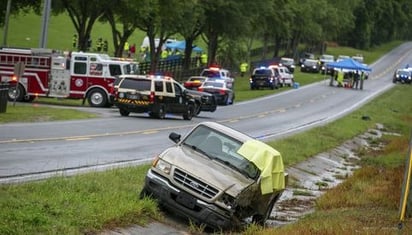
[91,92,103,105]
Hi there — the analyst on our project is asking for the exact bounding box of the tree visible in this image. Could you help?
[52,0,109,51]
[173,0,205,71]
[200,0,252,67]
[134,0,183,73]
[0,0,41,27]
[100,0,141,57]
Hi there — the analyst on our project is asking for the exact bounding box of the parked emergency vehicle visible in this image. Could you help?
[0,47,138,107]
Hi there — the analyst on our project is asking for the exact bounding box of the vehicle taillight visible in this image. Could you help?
[149,91,155,103]
[219,89,226,95]
[198,87,204,92]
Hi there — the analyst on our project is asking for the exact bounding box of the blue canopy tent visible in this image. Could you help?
[165,40,203,53]
[326,58,372,72]
[325,58,371,89]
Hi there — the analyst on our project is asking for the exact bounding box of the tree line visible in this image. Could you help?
[2,0,412,72]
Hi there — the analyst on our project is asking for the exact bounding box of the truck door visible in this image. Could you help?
[48,56,71,97]
[172,81,186,113]
[70,54,88,98]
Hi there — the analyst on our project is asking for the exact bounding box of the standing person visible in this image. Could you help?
[129,43,136,58]
[103,40,108,53]
[360,71,365,90]
[72,34,77,49]
[96,37,103,52]
[352,70,360,89]
[337,69,344,87]
[200,52,208,66]
[124,41,130,57]
[240,62,248,77]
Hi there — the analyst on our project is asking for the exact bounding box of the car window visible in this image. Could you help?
[165,81,173,93]
[154,81,163,92]
[174,82,182,96]
[120,78,151,91]
[109,64,122,76]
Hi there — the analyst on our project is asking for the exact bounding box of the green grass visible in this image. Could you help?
[3,11,147,55]
[0,165,160,235]
[0,103,97,123]
[247,85,412,234]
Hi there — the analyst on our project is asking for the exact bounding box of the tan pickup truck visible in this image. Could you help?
[140,121,287,230]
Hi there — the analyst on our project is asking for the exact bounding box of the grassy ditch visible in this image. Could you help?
[0,85,411,234]
[245,85,412,234]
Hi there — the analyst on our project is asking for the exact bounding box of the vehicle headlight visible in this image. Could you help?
[153,158,171,174]
[218,193,237,210]
[119,92,125,98]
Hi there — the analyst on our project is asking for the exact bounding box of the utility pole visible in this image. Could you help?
[39,0,51,48]
[2,0,12,47]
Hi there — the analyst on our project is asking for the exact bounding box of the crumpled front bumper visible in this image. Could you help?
[141,169,234,230]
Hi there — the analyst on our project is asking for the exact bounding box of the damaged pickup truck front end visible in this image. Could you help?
[140,121,287,230]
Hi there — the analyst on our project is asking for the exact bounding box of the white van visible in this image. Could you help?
[269,65,294,87]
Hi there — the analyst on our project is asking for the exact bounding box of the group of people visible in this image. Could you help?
[332,69,367,90]
[123,42,136,58]
[72,34,108,53]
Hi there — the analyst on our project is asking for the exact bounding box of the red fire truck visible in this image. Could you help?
[0,48,138,107]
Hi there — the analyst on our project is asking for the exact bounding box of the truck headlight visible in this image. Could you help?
[118,92,125,98]
[218,193,237,210]
[153,158,171,174]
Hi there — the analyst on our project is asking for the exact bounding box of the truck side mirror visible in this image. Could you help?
[169,132,181,143]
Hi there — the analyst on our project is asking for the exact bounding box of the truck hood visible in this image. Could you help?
[160,145,254,197]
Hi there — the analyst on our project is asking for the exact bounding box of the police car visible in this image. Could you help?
[114,75,217,120]
[393,69,412,84]
[198,78,235,105]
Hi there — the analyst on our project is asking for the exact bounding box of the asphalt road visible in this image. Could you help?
[1,42,412,184]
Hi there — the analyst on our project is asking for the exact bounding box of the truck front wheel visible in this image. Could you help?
[88,88,107,107]
[7,84,25,102]
[183,104,194,120]
[252,193,280,226]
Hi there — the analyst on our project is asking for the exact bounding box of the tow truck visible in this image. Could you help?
[0,47,138,107]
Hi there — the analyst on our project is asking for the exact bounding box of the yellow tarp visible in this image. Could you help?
[237,139,285,195]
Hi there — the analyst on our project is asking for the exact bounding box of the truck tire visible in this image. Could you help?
[88,88,108,107]
[252,193,280,226]
[7,84,25,102]
[119,108,130,116]
[194,102,201,116]
[183,104,194,120]
[152,105,165,119]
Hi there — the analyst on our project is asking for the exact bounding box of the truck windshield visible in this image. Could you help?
[182,125,260,180]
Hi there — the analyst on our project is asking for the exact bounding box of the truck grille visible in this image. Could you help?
[174,168,219,199]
